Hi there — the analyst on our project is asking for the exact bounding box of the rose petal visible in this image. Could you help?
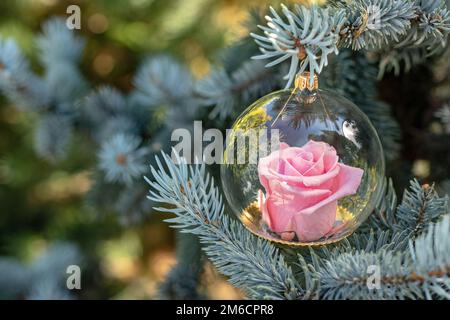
[323,146,338,171]
[258,189,272,228]
[303,140,339,175]
[277,147,314,174]
[300,150,314,162]
[279,142,290,150]
[303,152,324,176]
[301,163,364,215]
[265,194,295,233]
[301,164,340,187]
[261,158,340,188]
[259,141,341,188]
[289,150,314,174]
[262,180,332,233]
[281,158,304,176]
[259,147,307,189]
[293,201,337,241]
[301,140,327,161]
[257,140,364,243]
[268,180,332,209]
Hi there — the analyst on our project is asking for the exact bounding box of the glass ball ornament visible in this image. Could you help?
[220,72,385,246]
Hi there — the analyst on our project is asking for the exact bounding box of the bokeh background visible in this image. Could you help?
[0,0,265,300]
[0,0,448,299]
[0,0,328,300]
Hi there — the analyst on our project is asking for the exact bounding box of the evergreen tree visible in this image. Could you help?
[0,0,449,299]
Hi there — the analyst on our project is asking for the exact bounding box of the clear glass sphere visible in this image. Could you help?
[221,87,385,246]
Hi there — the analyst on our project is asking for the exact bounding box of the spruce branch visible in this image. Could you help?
[84,86,127,118]
[195,67,236,120]
[395,1,450,50]
[196,60,279,119]
[251,5,345,88]
[331,178,449,258]
[395,180,449,238]
[146,153,450,300]
[378,46,428,77]
[409,214,450,299]
[98,133,150,186]
[317,247,409,299]
[133,55,197,111]
[0,19,87,160]
[252,1,450,86]
[317,215,450,299]
[339,0,416,50]
[37,18,87,105]
[0,243,82,299]
[362,178,449,239]
[37,18,85,66]
[145,150,450,300]
[0,258,29,299]
[34,114,73,162]
[146,152,305,299]
[366,178,399,230]
[0,38,49,110]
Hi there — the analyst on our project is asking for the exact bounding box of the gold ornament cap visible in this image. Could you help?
[295,72,319,91]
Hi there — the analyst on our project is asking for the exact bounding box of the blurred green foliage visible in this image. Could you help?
[0,0,262,299]
[1,0,447,300]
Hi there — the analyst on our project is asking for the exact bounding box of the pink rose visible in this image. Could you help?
[258,140,363,242]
